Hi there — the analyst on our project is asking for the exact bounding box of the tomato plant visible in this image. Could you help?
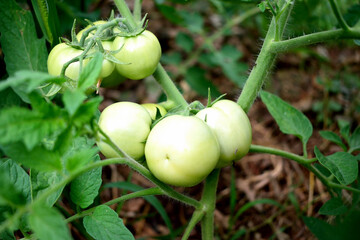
[145,115,220,187]
[196,100,252,168]
[97,102,152,160]
[112,30,162,80]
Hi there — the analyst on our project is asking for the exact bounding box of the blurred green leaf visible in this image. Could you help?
[303,216,339,240]
[176,32,194,53]
[261,91,313,146]
[29,204,71,240]
[185,67,220,98]
[0,0,47,76]
[319,198,348,216]
[314,147,358,185]
[178,11,204,33]
[78,53,103,91]
[344,4,360,27]
[83,205,134,240]
[161,52,182,65]
[349,126,360,153]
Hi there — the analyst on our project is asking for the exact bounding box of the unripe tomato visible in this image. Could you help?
[97,102,152,160]
[141,103,167,120]
[112,30,161,80]
[145,115,220,187]
[47,43,88,80]
[196,100,252,168]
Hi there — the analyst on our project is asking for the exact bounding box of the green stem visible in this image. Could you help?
[133,0,143,22]
[113,0,138,31]
[329,0,350,31]
[249,144,317,164]
[237,0,293,112]
[270,28,360,53]
[200,169,221,240]
[66,187,162,223]
[182,209,206,240]
[153,63,189,108]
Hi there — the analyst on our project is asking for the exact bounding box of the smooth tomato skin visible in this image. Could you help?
[100,67,126,87]
[196,100,252,168]
[97,102,152,160]
[113,30,161,80]
[47,43,87,80]
[145,115,220,187]
[141,103,167,120]
[95,40,115,79]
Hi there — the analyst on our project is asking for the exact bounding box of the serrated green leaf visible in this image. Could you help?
[70,155,102,209]
[83,205,134,240]
[175,32,194,53]
[0,106,67,151]
[1,142,62,172]
[29,205,72,240]
[314,147,358,185]
[62,90,87,116]
[261,91,313,146]
[78,53,103,91]
[185,67,220,98]
[319,131,346,151]
[31,170,64,207]
[72,96,102,127]
[319,198,348,216]
[0,0,47,76]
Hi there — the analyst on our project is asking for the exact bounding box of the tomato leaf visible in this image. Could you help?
[349,126,360,153]
[70,155,102,209]
[314,147,358,185]
[83,205,135,240]
[319,131,347,151]
[319,198,348,216]
[1,142,62,172]
[303,216,341,240]
[0,0,47,76]
[0,159,30,206]
[62,90,87,116]
[29,205,71,240]
[30,170,64,207]
[0,106,67,151]
[260,91,313,146]
[78,52,103,91]
[176,32,194,53]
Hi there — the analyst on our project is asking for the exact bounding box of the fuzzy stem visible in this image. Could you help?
[153,63,189,108]
[200,169,221,240]
[237,0,293,112]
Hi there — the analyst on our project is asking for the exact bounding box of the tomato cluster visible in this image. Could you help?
[47,20,162,89]
[97,100,252,187]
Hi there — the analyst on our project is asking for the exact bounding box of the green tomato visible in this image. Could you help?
[97,102,152,160]
[76,20,108,41]
[141,103,167,120]
[47,43,88,80]
[112,30,161,80]
[145,115,220,187]
[196,100,252,168]
[100,67,126,87]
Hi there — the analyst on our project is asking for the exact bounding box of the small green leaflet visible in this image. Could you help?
[260,91,313,146]
[83,205,134,240]
[78,52,103,91]
[314,147,358,185]
[29,204,72,240]
[349,126,360,153]
[319,131,347,151]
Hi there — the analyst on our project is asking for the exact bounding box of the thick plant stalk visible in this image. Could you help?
[237,0,294,113]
